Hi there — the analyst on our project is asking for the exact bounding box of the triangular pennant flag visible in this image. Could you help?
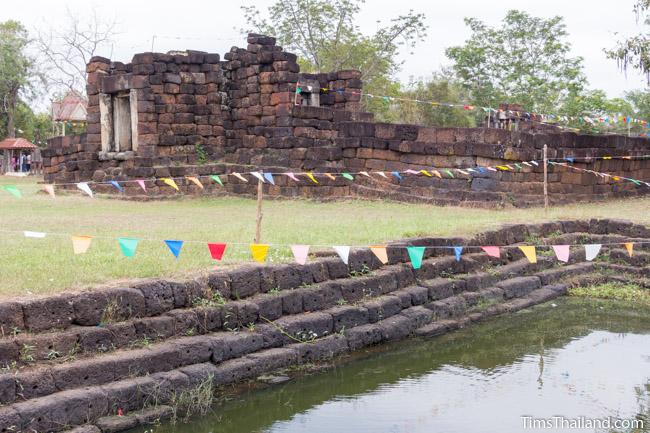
[290,245,310,265]
[263,173,275,185]
[453,246,463,262]
[137,180,147,192]
[72,235,93,254]
[407,246,426,269]
[164,240,184,258]
[519,246,537,263]
[3,185,22,198]
[376,171,388,179]
[76,182,93,198]
[251,171,265,183]
[250,244,270,263]
[359,171,371,178]
[110,180,124,192]
[305,172,318,184]
[341,172,354,181]
[481,246,501,258]
[118,237,139,258]
[334,246,350,265]
[444,169,455,178]
[324,173,336,181]
[24,231,46,239]
[552,245,570,263]
[584,244,602,261]
[285,172,300,182]
[405,169,419,175]
[186,176,204,189]
[207,243,227,260]
[43,184,55,198]
[420,170,432,177]
[370,246,388,264]
[624,242,634,257]
[232,172,248,182]
[391,171,403,180]
[432,170,442,178]
[210,175,223,186]
[162,178,179,191]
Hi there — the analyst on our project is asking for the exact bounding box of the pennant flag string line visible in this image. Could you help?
[549,161,650,188]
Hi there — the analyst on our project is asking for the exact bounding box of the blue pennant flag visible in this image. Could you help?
[391,171,403,181]
[263,172,275,185]
[478,167,486,173]
[565,157,575,164]
[110,181,124,192]
[453,246,463,262]
[164,240,184,258]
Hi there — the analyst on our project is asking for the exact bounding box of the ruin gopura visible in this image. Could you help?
[42,34,650,207]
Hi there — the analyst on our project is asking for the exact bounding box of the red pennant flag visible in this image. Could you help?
[207,243,227,261]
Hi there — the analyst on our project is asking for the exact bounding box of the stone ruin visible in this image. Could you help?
[42,34,650,207]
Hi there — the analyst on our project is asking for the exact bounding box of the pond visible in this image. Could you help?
[130,298,650,433]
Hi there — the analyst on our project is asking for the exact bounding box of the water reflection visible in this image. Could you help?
[130,298,650,433]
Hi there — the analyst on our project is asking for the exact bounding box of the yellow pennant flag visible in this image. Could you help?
[162,178,179,191]
[186,176,204,189]
[624,243,634,257]
[250,244,270,263]
[420,170,432,177]
[305,172,319,184]
[71,235,93,254]
[370,245,389,264]
[519,246,537,264]
[324,173,336,181]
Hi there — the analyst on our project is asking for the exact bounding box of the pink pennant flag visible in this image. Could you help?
[552,245,570,263]
[404,169,419,175]
[481,246,501,258]
[290,245,310,265]
[137,180,147,192]
[284,172,300,182]
[43,184,55,198]
[76,182,93,198]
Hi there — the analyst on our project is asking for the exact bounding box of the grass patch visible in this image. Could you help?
[1,176,649,297]
[569,282,650,305]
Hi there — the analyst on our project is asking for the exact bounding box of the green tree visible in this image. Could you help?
[0,20,40,138]
[560,89,634,133]
[445,10,586,114]
[242,0,428,118]
[606,0,650,81]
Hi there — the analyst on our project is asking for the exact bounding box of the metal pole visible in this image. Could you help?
[543,144,549,211]
[254,179,263,243]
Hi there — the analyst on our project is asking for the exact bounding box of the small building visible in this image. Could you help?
[51,92,88,136]
[0,138,39,175]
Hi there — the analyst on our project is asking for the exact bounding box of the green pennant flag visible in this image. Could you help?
[3,185,22,198]
[341,173,354,181]
[514,163,522,170]
[631,179,642,186]
[210,175,223,186]
[407,246,426,269]
[118,237,139,258]
[444,169,454,178]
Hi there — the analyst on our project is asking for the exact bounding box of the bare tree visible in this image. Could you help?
[35,8,117,95]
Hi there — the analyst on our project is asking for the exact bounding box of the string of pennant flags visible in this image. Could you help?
[2,228,646,269]
[2,154,649,199]
[549,161,650,188]
[299,85,650,134]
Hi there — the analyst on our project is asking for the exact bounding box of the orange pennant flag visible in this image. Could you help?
[186,176,204,189]
[624,242,634,257]
[370,246,388,264]
[162,178,179,191]
[432,170,442,178]
[71,236,93,254]
[324,173,336,181]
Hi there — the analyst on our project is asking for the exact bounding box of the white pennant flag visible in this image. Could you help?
[333,246,350,265]
[24,231,46,239]
[584,244,602,261]
[76,182,94,198]
[250,171,265,183]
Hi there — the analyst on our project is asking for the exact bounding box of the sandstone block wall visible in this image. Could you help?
[42,34,650,207]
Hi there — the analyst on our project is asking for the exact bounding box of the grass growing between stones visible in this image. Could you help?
[569,282,650,305]
[168,375,216,424]
[1,176,649,297]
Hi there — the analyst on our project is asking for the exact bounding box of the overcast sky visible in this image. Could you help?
[4,0,649,98]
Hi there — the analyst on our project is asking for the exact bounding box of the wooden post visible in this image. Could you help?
[254,179,263,243]
[543,144,549,211]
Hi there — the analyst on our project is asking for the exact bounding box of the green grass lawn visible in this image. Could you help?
[1,176,649,297]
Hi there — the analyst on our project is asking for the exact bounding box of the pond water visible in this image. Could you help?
[130,298,650,433]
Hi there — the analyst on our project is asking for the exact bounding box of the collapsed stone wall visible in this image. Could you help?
[0,218,649,433]
[42,34,650,207]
